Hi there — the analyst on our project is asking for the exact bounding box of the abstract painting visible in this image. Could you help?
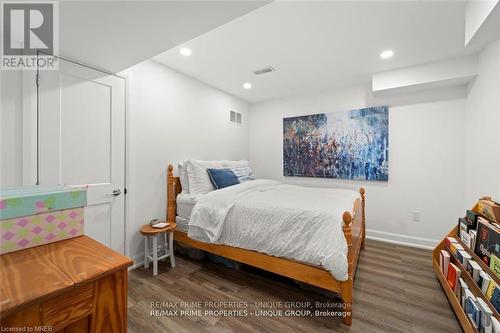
[283,106,389,181]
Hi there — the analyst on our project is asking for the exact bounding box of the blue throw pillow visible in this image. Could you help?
[207,168,240,189]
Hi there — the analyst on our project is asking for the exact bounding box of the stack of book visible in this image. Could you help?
[475,216,500,268]
[459,202,500,271]
[465,295,496,332]
[441,239,500,332]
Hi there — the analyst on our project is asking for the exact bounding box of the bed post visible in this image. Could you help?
[167,164,176,223]
[341,211,353,326]
[359,187,366,249]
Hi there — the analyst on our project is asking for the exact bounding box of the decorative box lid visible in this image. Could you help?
[0,185,87,220]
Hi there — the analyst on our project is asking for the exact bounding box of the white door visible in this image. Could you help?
[37,57,126,253]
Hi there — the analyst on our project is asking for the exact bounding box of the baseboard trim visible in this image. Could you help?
[128,253,145,270]
[366,229,439,250]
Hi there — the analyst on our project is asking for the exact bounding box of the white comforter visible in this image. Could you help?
[188,179,360,281]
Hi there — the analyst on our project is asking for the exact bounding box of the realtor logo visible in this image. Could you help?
[1,1,58,70]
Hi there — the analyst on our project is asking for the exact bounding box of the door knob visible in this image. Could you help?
[106,189,121,196]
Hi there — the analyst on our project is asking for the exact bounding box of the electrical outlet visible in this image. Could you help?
[411,211,421,222]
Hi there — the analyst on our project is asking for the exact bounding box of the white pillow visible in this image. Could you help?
[186,159,223,196]
[177,161,190,194]
[221,160,253,182]
[221,160,249,168]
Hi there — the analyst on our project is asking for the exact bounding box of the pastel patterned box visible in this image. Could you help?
[0,186,86,254]
[1,208,84,254]
[0,186,86,219]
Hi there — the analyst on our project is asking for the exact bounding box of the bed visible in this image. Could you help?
[166,164,365,326]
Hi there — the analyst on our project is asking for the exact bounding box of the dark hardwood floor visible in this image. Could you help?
[128,239,461,333]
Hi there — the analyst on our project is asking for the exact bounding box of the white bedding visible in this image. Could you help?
[188,179,360,281]
[176,193,197,219]
[175,216,190,232]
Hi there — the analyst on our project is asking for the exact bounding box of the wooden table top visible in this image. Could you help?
[140,222,177,235]
[0,235,132,319]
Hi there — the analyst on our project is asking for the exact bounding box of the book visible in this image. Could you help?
[477,198,500,223]
[470,230,478,252]
[479,216,492,224]
[492,317,500,333]
[445,236,458,248]
[466,296,480,328]
[457,250,464,264]
[475,218,500,266]
[487,281,498,299]
[461,231,471,248]
[462,251,472,267]
[458,250,472,267]
[491,254,500,279]
[491,287,500,313]
[479,216,500,230]
[450,242,464,257]
[459,278,468,307]
[480,271,493,293]
[477,298,493,333]
[467,209,480,224]
[440,250,450,274]
[463,288,474,309]
[447,263,461,293]
[467,260,483,284]
[460,217,476,241]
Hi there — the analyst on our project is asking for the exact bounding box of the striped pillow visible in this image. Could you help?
[230,166,254,182]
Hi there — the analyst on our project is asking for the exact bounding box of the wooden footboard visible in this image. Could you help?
[340,187,365,325]
[166,164,365,326]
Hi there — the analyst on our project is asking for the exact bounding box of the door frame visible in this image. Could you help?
[36,51,128,254]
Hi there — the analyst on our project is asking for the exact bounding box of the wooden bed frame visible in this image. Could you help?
[166,164,365,326]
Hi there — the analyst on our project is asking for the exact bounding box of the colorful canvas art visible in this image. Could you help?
[283,106,389,181]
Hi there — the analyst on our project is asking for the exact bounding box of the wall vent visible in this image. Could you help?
[253,66,276,75]
[230,110,242,125]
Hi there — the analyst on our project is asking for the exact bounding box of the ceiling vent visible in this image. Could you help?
[253,66,276,75]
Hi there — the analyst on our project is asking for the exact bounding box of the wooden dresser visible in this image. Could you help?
[0,236,133,332]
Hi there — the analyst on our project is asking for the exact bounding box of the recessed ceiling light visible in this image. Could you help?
[179,47,192,57]
[380,50,394,59]
[243,82,252,89]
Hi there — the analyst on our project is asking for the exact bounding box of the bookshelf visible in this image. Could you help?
[433,200,500,333]
[433,228,477,333]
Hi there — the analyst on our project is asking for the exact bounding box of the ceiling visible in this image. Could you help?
[154,1,488,103]
[58,1,269,73]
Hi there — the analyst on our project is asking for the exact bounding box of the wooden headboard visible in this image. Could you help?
[167,164,181,222]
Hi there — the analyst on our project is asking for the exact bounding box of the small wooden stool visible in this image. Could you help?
[140,222,176,276]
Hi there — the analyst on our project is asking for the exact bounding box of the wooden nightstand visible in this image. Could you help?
[140,222,177,276]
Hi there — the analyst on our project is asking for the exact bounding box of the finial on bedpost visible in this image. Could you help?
[359,187,365,198]
[343,211,352,224]
[168,164,174,177]
[342,211,353,243]
[342,211,353,259]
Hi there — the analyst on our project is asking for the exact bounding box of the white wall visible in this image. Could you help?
[0,71,23,187]
[464,0,499,45]
[121,60,249,261]
[464,40,500,206]
[249,84,467,248]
